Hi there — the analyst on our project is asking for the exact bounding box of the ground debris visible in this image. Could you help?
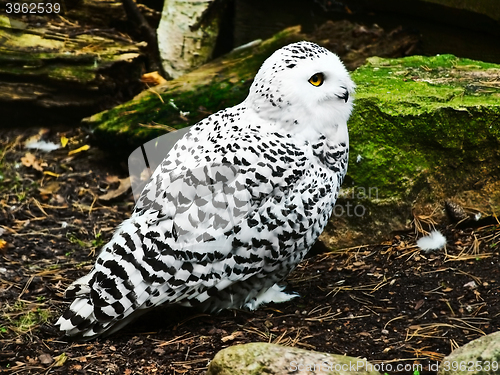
[0,127,499,374]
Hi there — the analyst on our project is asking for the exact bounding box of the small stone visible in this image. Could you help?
[39,353,53,365]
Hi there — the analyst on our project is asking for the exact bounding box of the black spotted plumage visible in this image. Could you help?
[56,41,355,340]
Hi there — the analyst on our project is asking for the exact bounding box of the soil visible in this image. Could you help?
[1,128,499,375]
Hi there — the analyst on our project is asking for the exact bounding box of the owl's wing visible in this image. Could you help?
[58,120,342,339]
[131,122,309,240]
[118,125,340,305]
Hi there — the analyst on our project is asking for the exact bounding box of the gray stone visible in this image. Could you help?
[438,331,500,375]
[206,342,381,375]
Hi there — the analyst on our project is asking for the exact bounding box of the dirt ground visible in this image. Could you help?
[0,128,499,375]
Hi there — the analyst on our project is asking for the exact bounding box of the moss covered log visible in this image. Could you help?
[0,14,145,126]
[87,26,306,151]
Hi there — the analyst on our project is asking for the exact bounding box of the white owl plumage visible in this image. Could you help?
[56,41,355,340]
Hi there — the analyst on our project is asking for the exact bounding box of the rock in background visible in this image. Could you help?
[322,53,500,248]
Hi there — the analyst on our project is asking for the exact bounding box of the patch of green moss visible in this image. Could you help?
[46,65,96,82]
[2,300,52,333]
[91,77,253,151]
[348,54,500,199]
[15,308,51,332]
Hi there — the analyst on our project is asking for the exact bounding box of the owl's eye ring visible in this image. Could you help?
[308,73,324,87]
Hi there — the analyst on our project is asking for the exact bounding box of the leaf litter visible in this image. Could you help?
[0,127,499,374]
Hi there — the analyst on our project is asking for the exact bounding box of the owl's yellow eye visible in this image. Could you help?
[308,73,324,87]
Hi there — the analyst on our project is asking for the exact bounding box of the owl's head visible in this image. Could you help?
[248,41,355,143]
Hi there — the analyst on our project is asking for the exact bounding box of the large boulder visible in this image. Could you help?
[206,342,381,375]
[322,54,500,248]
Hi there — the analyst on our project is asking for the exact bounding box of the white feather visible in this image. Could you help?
[244,284,299,310]
[25,139,60,152]
[417,230,446,252]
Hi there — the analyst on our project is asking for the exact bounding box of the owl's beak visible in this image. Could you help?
[336,88,349,103]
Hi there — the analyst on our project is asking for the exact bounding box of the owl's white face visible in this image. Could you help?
[247,41,355,143]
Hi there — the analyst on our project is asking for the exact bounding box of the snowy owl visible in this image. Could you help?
[56,41,355,340]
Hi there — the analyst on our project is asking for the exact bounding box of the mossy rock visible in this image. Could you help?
[350,54,500,198]
[323,54,500,247]
[86,29,500,247]
[206,342,381,375]
[438,331,500,375]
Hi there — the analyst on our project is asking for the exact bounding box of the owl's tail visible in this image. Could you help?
[56,272,105,340]
[56,219,156,340]
[56,271,150,341]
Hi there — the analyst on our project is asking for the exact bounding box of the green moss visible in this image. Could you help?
[2,301,52,333]
[355,55,500,109]
[46,65,95,82]
[15,308,51,332]
[347,54,500,199]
